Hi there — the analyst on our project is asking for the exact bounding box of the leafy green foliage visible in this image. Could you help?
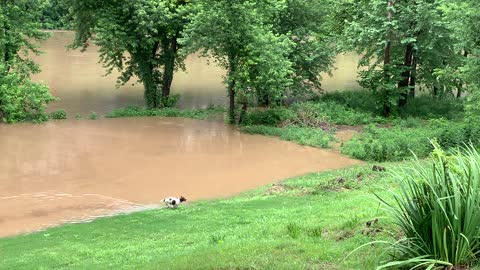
[39,0,71,29]
[320,91,465,120]
[342,119,480,162]
[49,110,67,120]
[241,108,295,126]
[340,0,463,115]
[291,101,381,126]
[0,68,54,123]
[341,125,433,162]
[241,125,333,148]
[376,144,480,269]
[181,0,293,123]
[272,0,336,98]
[106,106,225,120]
[0,1,55,123]
[68,0,191,108]
[88,111,97,120]
[161,93,181,108]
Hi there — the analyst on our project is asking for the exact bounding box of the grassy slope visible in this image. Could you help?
[1,164,401,270]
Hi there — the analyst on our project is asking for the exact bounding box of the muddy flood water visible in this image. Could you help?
[0,31,362,237]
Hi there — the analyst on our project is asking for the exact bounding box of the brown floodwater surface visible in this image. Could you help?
[0,118,361,236]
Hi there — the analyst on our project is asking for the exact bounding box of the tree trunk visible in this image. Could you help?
[398,43,414,107]
[433,85,438,97]
[382,0,395,117]
[137,54,159,108]
[227,56,237,124]
[409,53,417,99]
[161,36,178,101]
[238,102,248,124]
[457,51,468,98]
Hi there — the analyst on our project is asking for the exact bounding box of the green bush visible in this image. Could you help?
[0,71,55,123]
[241,108,295,126]
[319,90,378,114]
[49,110,67,120]
[342,118,480,162]
[341,125,434,162]
[398,95,465,120]
[241,125,333,148]
[319,90,465,120]
[161,94,181,108]
[89,111,98,120]
[376,144,480,269]
[291,101,381,126]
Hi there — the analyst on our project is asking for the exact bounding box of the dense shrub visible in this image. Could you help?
[341,125,434,162]
[49,110,67,120]
[319,90,465,120]
[291,101,382,126]
[0,71,55,123]
[342,119,480,162]
[376,144,480,269]
[241,108,295,126]
[319,90,378,114]
[161,94,181,108]
[241,125,333,148]
[398,95,464,120]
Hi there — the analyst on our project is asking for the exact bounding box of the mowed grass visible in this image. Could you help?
[1,164,404,269]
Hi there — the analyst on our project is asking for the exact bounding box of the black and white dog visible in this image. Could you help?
[163,196,187,208]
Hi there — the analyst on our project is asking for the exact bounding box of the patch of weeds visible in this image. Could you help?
[89,111,98,120]
[264,183,292,196]
[342,119,480,162]
[341,124,434,162]
[49,110,67,120]
[161,94,181,108]
[341,215,360,231]
[306,226,323,238]
[290,101,382,126]
[209,233,225,244]
[75,113,82,120]
[286,222,302,239]
[241,125,334,148]
[241,107,296,126]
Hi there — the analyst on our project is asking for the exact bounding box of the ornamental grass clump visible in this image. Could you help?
[377,143,480,269]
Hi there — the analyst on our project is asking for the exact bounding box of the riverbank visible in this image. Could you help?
[1,162,401,269]
[240,91,475,162]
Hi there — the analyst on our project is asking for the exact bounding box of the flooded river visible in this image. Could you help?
[0,31,362,237]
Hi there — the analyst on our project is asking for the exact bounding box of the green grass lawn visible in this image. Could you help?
[1,164,404,270]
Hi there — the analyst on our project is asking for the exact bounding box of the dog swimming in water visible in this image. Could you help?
[163,196,187,208]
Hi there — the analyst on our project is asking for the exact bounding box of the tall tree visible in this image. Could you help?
[39,0,71,30]
[68,0,190,108]
[181,0,293,123]
[0,0,55,123]
[272,0,336,101]
[341,0,459,116]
